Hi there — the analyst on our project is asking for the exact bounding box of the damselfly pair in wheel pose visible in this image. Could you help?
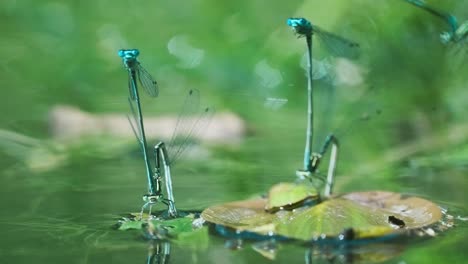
[287,18,360,197]
[118,49,213,219]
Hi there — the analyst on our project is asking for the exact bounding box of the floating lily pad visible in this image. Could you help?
[342,191,443,229]
[275,198,398,240]
[201,198,275,233]
[201,190,444,242]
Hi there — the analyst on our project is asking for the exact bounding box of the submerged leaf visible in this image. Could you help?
[116,212,208,244]
[174,225,209,249]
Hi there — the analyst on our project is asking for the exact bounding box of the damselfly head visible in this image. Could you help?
[118,49,140,59]
[287,17,312,36]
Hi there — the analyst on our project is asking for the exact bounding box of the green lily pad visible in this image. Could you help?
[275,198,396,240]
[201,190,443,242]
[342,191,443,228]
[265,182,319,212]
[201,198,275,233]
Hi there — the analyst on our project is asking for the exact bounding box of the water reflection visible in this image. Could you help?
[143,239,404,264]
[303,243,404,264]
[209,235,406,263]
[147,241,171,264]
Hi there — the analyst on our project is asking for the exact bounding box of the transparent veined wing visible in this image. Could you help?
[137,63,159,97]
[169,106,214,165]
[169,89,200,153]
[166,89,214,165]
[127,97,144,145]
[313,26,360,59]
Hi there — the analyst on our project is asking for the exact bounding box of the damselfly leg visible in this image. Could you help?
[147,240,171,264]
[296,134,339,197]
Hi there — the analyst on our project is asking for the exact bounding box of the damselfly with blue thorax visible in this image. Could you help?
[119,49,213,219]
[118,49,159,198]
[286,18,360,197]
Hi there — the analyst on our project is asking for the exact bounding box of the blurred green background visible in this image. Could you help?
[0,0,467,263]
